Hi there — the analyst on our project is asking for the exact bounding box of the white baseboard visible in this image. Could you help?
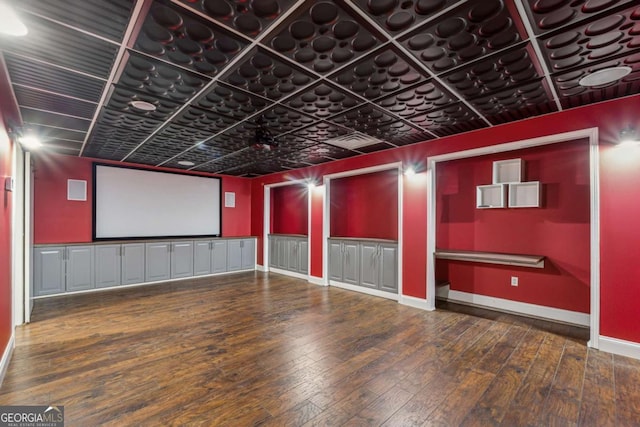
[256,264,266,272]
[599,336,640,360]
[399,295,435,311]
[436,283,450,298]
[308,275,326,286]
[269,267,309,281]
[329,280,398,301]
[439,290,590,327]
[0,333,15,388]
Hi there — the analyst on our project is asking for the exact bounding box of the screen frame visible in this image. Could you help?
[92,162,223,241]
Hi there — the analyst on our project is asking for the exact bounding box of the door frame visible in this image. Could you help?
[425,127,600,348]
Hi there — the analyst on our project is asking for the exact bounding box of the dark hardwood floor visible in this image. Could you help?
[1,272,639,426]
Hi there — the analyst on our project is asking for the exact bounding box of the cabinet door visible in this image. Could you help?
[211,240,228,273]
[277,238,288,270]
[227,240,242,271]
[33,247,65,296]
[343,242,360,285]
[328,241,343,281]
[171,241,194,279]
[193,241,212,276]
[298,240,309,274]
[145,242,171,282]
[241,239,255,270]
[269,237,277,267]
[379,244,398,292]
[95,245,121,288]
[66,246,94,292]
[287,239,299,272]
[122,243,145,285]
[359,242,378,289]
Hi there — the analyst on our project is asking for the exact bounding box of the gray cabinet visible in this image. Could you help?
[268,235,308,275]
[228,238,255,272]
[145,241,171,282]
[34,246,65,296]
[122,243,145,285]
[171,241,193,279]
[66,246,95,292]
[211,240,228,273]
[194,241,212,276]
[95,244,121,288]
[329,238,397,293]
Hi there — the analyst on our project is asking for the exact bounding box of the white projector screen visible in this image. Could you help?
[94,164,221,239]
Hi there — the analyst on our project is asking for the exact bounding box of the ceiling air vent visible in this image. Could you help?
[325,132,384,150]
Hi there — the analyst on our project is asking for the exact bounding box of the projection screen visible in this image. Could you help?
[94,164,221,239]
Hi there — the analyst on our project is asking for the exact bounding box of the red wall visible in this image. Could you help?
[310,185,324,278]
[271,184,308,235]
[33,153,252,244]
[330,169,398,240]
[0,115,13,361]
[436,140,590,313]
[251,94,640,344]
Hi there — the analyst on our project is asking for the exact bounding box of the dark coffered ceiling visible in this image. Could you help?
[1,0,639,176]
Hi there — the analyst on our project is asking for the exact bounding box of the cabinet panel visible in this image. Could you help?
[379,245,398,292]
[359,243,378,289]
[269,237,277,268]
[194,241,212,276]
[227,240,242,271]
[145,242,171,282]
[171,241,194,279]
[287,240,299,272]
[241,239,255,270]
[299,240,308,274]
[66,246,94,292]
[329,241,343,281]
[95,245,121,288]
[211,240,228,273]
[122,243,145,285]
[276,238,288,270]
[34,247,65,296]
[343,242,359,285]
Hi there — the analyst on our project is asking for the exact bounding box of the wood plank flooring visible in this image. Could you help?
[1,272,639,426]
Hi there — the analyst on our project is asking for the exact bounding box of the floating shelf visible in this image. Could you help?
[509,181,540,208]
[476,184,506,209]
[493,159,523,184]
[435,249,545,269]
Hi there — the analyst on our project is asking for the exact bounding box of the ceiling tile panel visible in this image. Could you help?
[357,120,434,146]
[283,143,358,163]
[217,121,259,143]
[292,121,353,142]
[191,83,273,119]
[274,134,320,151]
[442,45,542,99]
[105,86,183,121]
[284,82,364,119]
[222,48,315,100]
[96,108,164,134]
[331,105,396,133]
[171,106,239,133]
[27,124,86,143]
[400,0,525,74]
[16,0,135,42]
[206,135,251,152]
[5,53,105,102]
[115,52,211,103]
[83,125,150,160]
[264,1,386,75]
[135,2,249,76]
[251,106,318,134]
[21,109,91,132]
[523,0,636,35]
[162,143,233,170]
[408,103,488,136]
[538,4,640,73]
[0,14,119,78]
[352,0,460,35]
[375,81,458,117]
[13,86,97,119]
[193,149,263,173]
[331,46,428,100]
[176,0,298,38]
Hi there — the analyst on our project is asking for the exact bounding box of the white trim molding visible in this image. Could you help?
[269,267,309,281]
[329,280,399,301]
[400,295,435,311]
[599,336,640,360]
[255,264,267,272]
[0,333,15,387]
[308,275,325,286]
[439,290,590,327]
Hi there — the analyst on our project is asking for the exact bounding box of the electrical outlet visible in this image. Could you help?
[511,276,519,287]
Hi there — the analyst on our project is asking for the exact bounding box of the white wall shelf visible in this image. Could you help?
[509,181,540,208]
[476,184,506,209]
[493,159,523,184]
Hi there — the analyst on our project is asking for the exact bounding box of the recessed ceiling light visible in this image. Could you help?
[578,66,632,87]
[0,3,28,36]
[19,135,42,150]
[177,160,195,166]
[130,100,157,111]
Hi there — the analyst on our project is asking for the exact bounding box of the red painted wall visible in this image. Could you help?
[33,153,252,244]
[0,115,13,361]
[403,173,428,298]
[330,169,398,240]
[271,184,308,235]
[251,94,640,344]
[436,140,591,313]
